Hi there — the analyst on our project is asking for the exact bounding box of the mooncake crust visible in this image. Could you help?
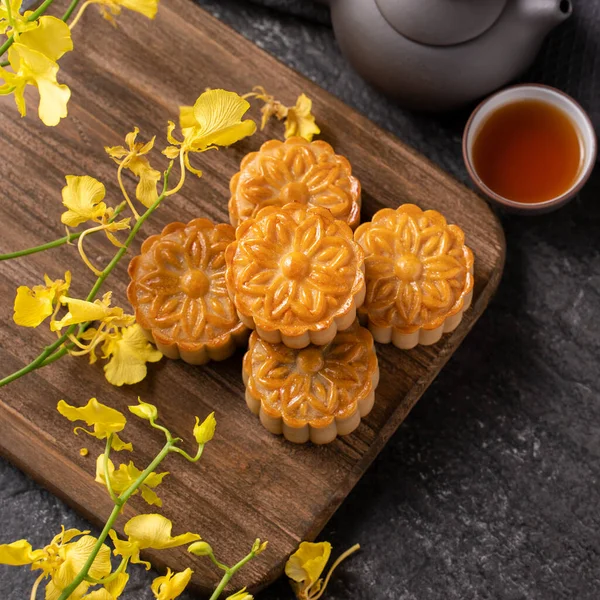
[354,204,474,349]
[127,218,248,365]
[228,137,361,229]
[243,321,379,444]
[225,203,366,349]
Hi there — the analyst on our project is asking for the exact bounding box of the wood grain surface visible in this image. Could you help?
[0,0,505,593]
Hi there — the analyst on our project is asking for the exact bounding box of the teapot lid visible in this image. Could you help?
[375,0,507,46]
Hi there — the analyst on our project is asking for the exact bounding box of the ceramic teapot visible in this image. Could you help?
[316,0,572,111]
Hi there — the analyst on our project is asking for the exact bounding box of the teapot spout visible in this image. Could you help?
[518,0,572,31]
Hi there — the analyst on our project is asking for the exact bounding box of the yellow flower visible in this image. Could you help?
[0,16,72,126]
[0,527,111,600]
[151,568,193,600]
[50,292,133,332]
[227,589,253,600]
[285,542,360,600]
[286,542,331,600]
[129,397,158,421]
[164,89,256,188]
[109,514,201,570]
[13,271,70,327]
[101,323,163,386]
[57,397,132,452]
[284,94,320,142]
[100,0,159,22]
[0,0,37,35]
[61,176,108,227]
[95,455,169,506]
[193,412,216,445]
[105,128,161,208]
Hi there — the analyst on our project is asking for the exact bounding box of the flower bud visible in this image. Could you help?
[188,541,213,557]
[129,397,158,421]
[193,412,216,445]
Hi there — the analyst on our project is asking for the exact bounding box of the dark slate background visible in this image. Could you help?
[1,1,599,598]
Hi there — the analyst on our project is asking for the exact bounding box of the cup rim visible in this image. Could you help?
[462,83,598,211]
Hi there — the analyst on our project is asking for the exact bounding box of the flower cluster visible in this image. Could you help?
[244,86,320,142]
[7,88,257,388]
[0,0,159,127]
[0,397,267,600]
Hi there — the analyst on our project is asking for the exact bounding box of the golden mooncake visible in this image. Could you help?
[354,204,474,349]
[228,137,361,229]
[225,203,366,349]
[243,321,379,444]
[127,219,248,364]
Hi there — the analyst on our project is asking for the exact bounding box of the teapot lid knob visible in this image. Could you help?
[375,0,507,46]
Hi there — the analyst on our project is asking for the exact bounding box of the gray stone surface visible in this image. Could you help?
[1,1,599,599]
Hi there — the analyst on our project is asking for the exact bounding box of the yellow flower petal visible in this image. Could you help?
[13,272,70,328]
[82,590,114,599]
[118,0,158,19]
[105,572,129,598]
[127,155,161,208]
[95,456,166,503]
[179,105,195,129]
[61,175,107,227]
[103,324,162,386]
[0,539,36,566]
[108,531,149,570]
[57,397,127,438]
[284,94,320,142]
[123,514,200,550]
[151,568,193,600]
[128,398,158,421]
[13,285,54,327]
[17,16,73,62]
[51,293,124,331]
[190,89,256,150]
[111,433,133,452]
[285,541,331,587]
[6,42,71,126]
[227,588,253,600]
[193,412,216,445]
[49,535,111,599]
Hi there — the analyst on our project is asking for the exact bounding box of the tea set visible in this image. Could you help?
[315,0,597,212]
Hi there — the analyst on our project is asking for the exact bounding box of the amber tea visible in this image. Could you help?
[472,99,582,204]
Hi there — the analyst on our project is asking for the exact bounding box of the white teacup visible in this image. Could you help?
[462,84,597,214]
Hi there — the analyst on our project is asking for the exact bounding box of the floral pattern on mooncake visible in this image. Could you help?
[225,203,365,349]
[228,137,361,229]
[243,321,379,444]
[354,204,474,349]
[128,219,248,364]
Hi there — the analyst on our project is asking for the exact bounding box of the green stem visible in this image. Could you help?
[0,331,70,387]
[208,550,258,600]
[169,443,204,463]
[57,439,175,600]
[0,167,171,388]
[0,202,125,261]
[0,0,55,58]
[62,0,82,21]
[4,0,15,32]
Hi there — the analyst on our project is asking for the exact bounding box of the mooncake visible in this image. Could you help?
[228,137,361,229]
[127,219,248,364]
[225,203,366,349]
[354,204,474,349]
[243,321,379,444]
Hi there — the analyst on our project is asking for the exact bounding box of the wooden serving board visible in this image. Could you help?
[0,0,505,594]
